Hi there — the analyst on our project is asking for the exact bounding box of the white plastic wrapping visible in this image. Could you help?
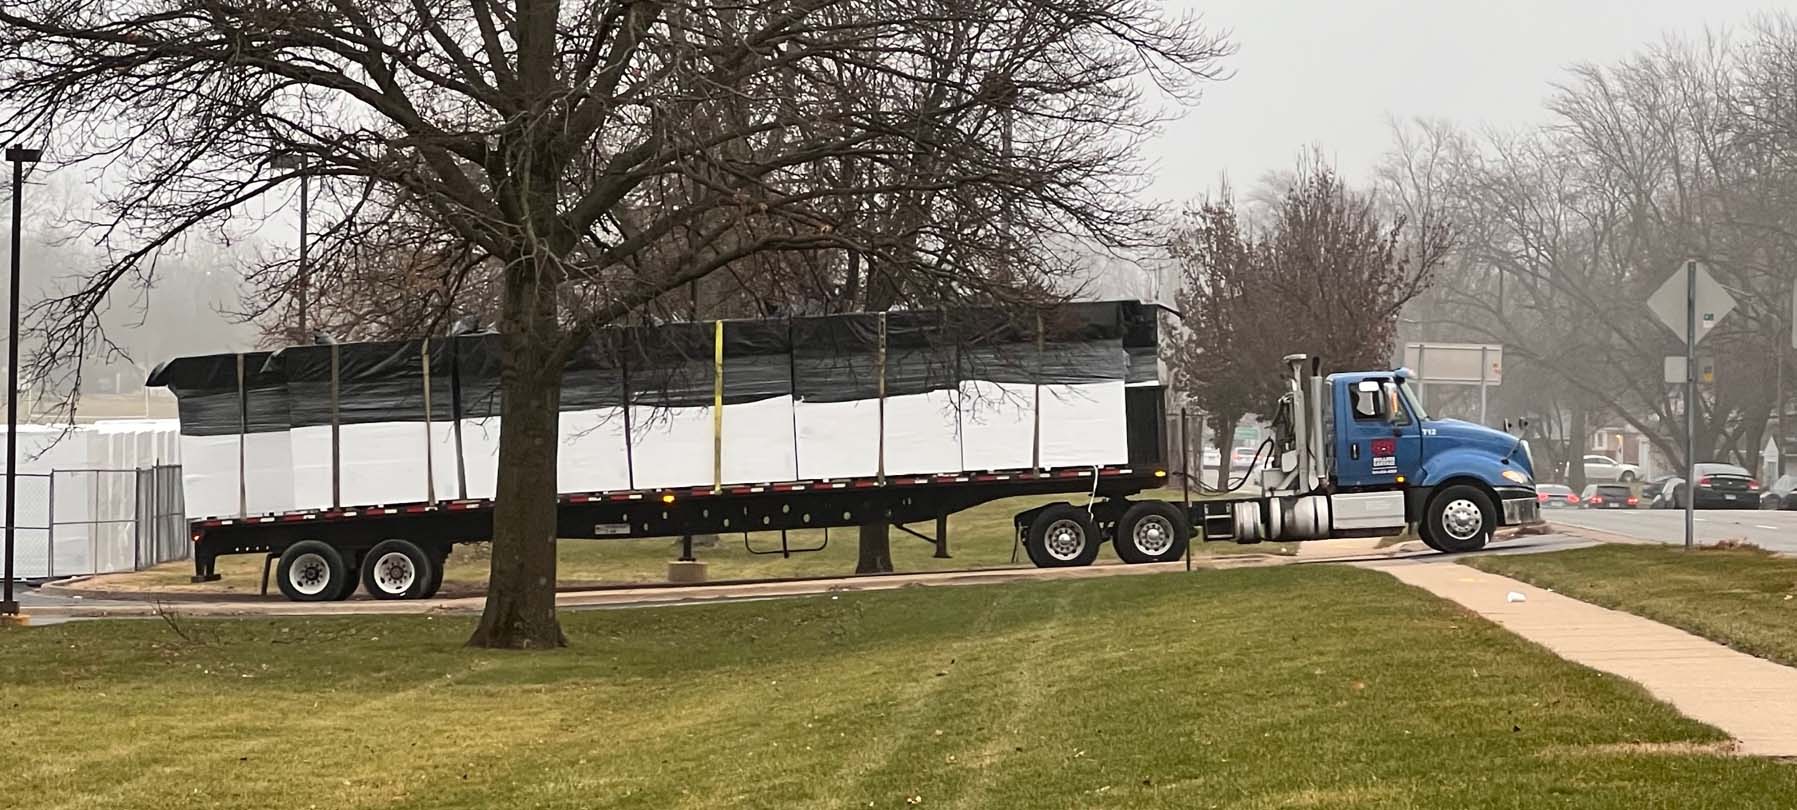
[557,408,633,493]
[794,398,881,480]
[883,390,963,475]
[958,380,1037,472]
[720,396,800,485]
[629,405,716,490]
[1038,382,1128,469]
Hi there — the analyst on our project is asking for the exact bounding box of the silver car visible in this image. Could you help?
[1576,454,1640,483]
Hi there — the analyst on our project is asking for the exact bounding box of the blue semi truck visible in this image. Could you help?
[1188,354,1540,551]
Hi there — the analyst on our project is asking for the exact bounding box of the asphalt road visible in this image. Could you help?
[1546,506,1797,554]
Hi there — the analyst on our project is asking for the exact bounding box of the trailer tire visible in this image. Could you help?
[1113,501,1189,564]
[418,545,449,600]
[1424,485,1494,553]
[331,562,360,601]
[1026,505,1101,568]
[276,541,353,602]
[362,539,433,600]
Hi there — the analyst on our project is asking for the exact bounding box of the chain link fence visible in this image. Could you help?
[5,464,186,579]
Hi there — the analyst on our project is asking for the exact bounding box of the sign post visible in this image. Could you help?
[1402,343,1502,425]
[1647,260,1735,551]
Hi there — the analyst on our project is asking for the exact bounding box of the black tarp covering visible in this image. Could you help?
[449,334,504,419]
[791,313,880,403]
[885,310,957,397]
[624,322,715,409]
[145,351,287,437]
[719,319,792,404]
[562,330,627,410]
[268,340,432,428]
[156,300,1153,429]
[957,303,1127,385]
[1120,301,1163,385]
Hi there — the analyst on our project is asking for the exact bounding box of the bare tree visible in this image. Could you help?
[1170,157,1451,487]
[0,0,1230,646]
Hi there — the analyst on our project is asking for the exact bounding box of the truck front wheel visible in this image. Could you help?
[1424,485,1495,553]
[1026,505,1101,568]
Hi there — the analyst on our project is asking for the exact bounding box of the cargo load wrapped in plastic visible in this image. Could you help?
[150,300,1164,519]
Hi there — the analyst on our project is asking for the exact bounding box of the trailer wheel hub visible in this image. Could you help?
[1043,519,1087,561]
[1442,498,1484,541]
[1132,515,1175,555]
[288,552,331,596]
[373,551,417,595]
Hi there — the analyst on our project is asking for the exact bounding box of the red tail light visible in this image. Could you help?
[1699,476,1713,486]
[1590,496,1604,504]
[1568,495,1580,503]
[1749,480,1761,491]
[1627,496,1639,506]
[1537,493,1549,503]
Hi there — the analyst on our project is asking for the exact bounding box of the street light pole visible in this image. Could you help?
[3,145,42,621]
[297,171,309,338]
[271,154,310,340]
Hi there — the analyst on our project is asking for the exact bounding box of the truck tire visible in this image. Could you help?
[1025,505,1101,568]
[362,539,434,600]
[418,545,449,600]
[331,561,360,601]
[276,540,353,602]
[1414,522,1446,552]
[1113,501,1189,564]
[1424,485,1494,554]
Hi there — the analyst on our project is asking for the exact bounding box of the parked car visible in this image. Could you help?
[1201,447,1222,470]
[1231,446,1259,470]
[1536,483,1579,508]
[1665,463,1760,509]
[1760,475,1797,510]
[1650,477,1682,509]
[1579,483,1638,509]
[1571,454,1640,483]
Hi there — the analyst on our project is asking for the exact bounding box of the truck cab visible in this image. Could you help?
[1214,356,1540,552]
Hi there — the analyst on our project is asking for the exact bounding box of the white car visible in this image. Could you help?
[1574,454,1639,483]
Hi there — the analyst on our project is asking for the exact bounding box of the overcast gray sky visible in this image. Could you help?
[1146,0,1794,203]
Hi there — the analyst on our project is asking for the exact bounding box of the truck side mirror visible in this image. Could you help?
[1379,381,1401,424]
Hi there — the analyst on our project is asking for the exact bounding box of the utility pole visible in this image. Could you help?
[1684,260,1696,551]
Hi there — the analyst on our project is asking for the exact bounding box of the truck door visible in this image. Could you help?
[1334,377,1420,488]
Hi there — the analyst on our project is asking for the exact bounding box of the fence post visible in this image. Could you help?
[45,472,54,579]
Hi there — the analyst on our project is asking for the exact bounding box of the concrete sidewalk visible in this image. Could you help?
[1360,557,1797,757]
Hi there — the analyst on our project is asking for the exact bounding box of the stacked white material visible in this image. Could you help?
[0,420,183,577]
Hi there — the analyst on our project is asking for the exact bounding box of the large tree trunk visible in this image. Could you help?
[468,260,567,649]
[856,522,893,574]
[1567,405,1587,491]
[1211,413,1238,490]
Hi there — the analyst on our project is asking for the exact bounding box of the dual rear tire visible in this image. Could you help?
[276,539,447,602]
[1023,501,1189,568]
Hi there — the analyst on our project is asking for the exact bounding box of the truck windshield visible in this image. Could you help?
[1400,380,1429,421]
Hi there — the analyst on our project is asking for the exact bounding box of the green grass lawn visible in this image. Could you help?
[1465,544,1797,668]
[7,565,1796,808]
[85,490,1295,596]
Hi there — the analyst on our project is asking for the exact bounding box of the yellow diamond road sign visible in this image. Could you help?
[1647,261,1735,345]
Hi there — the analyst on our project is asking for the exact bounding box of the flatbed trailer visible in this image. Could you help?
[190,462,1197,601]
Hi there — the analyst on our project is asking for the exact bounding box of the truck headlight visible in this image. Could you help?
[1502,469,1531,485]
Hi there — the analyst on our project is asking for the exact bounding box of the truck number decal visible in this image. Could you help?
[593,523,631,537]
